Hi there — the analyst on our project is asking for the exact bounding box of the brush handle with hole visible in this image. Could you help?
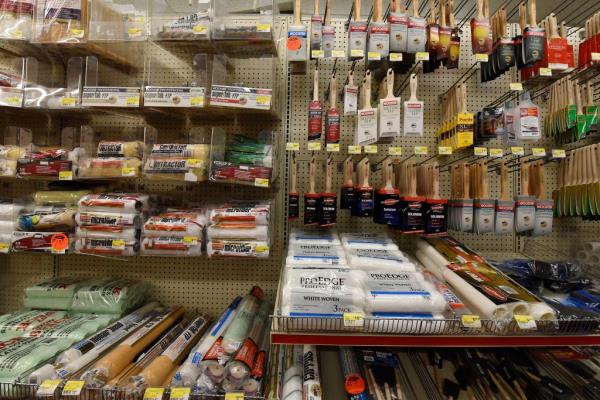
[309,157,316,193]
[364,70,372,108]
[528,0,536,27]
[294,0,302,26]
[386,68,395,99]
[324,0,331,24]
[519,2,526,30]
[373,0,382,22]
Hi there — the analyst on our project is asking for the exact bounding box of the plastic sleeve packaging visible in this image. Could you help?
[222,293,262,355]
[143,159,208,182]
[77,157,142,179]
[302,345,322,400]
[0,310,68,335]
[194,337,227,393]
[125,315,210,396]
[17,208,76,232]
[206,225,269,241]
[97,141,143,158]
[0,1,33,40]
[23,277,83,310]
[351,270,448,313]
[422,271,471,317]
[70,278,148,315]
[0,145,25,161]
[207,240,270,258]
[0,159,17,177]
[340,233,399,250]
[171,297,241,388]
[143,212,206,238]
[150,144,210,159]
[241,335,269,396]
[76,227,137,240]
[23,297,72,311]
[81,305,185,388]
[34,190,91,206]
[17,161,72,177]
[346,248,416,271]
[141,236,202,256]
[11,231,69,252]
[281,269,365,318]
[78,194,149,213]
[75,211,141,229]
[0,220,17,231]
[33,0,87,43]
[21,314,114,341]
[226,152,273,167]
[74,237,138,256]
[209,204,270,225]
[289,230,341,246]
[286,244,347,267]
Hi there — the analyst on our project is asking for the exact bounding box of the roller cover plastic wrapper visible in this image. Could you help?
[97,141,144,158]
[172,297,241,387]
[222,290,263,355]
[209,204,270,225]
[340,233,399,250]
[143,212,207,238]
[0,145,25,161]
[74,237,138,256]
[76,211,142,229]
[206,225,269,241]
[34,190,91,206]
[150,144,210,159]
[77,157,142,178]
[11,231,69,252]
[76,227,138,240]
[351,270,448,313]
[345,248,417,271]
[17,208,77,232]
[289,230,341,246]
[125,315,210,395]
[0,310,68,335]
[141,236,203,256]
[23,277,84,310]
[286,243,347,267]
[20,314,114,341]
[144,159,208,182]
[281,269,365,318]
[0,159,17,177]
[78,193,149,213]
[0,337,75,384]
[0,221,17,231]
[70,278,148,315]
[207,240,270,258]
[416,237,556,320]
[81,305,185,388]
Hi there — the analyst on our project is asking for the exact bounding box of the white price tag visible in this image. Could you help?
[326,143,340,152]
[286,142,300,151]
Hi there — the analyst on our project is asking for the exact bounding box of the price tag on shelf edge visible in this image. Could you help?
[224,393,245,400]
[37,380,61,397]
[343,312,365,327]
[552,149,566,158]
[390,53,403,62]
[307,142,322,151]
[368,52,381,61]
[475,53,489,62]
[0,243,9,253]
[489,148,503,158]
[511,146,525,156]
[311,50,324,59]
[332,50,346,58]
[59,171,73,181]
[144,388,165,400]
[461,315,482,329]
[61,381,85,397]
[348,145,362,154]
[474,147,488,156]
[350,49,364,58]
[286,142,300,151]
[438,146,453,155]
[257,23,271,33]
[254,178,270,188]
[364,144,378,154]
[389,146,402,156]
[326,143,340,152]
[414,146,428,155]
[416,52,430,62]
[532,148,546,157]
[170,387,191,400]
[514,315,537,330]
[539,67,552,77]
[510,82,524,91]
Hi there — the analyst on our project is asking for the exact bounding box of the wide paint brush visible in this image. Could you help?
[495,161,515,234]
[445,0,460,70]
[407,0,427,53]
[368,0,390,59]
[547,14,568,70]
[378,68,401,139]
[423,162,448,236]
[397,160,424,234]
[344,70,358,116]
[533,162,553,236]
[403,74,424,137]
[352,157,374,217]
[356,70,378,145]
[471,0,490,55]
[287,0,308,62]
[473,161,494,234]
[437,0,451,61]
[388,0,409,53]
[341,156,354,209]
[515,159,535,233]
[374,157,400,225]
[522,0,544,66]
[347,0,368,59]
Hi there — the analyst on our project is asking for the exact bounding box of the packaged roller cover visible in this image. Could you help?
[97,141,143,158]
[345,248,416,271]
[209,204,270,225]
[76,211,142,229]
[78,193,149,212]
[289,230,341,246]
[206,225,269,241]
[70,278,148,315]
[340,233,399,250]
[77,157,142,178]
[21,314,114,341]
[207,240,269,258]
[11,231,71,253]
[17,207,77,232]
[141,236,203,256]
[286,243,347,267]
[143,212,207,238]
[144,143,210,182]
[23,277,84,310]
[74,237,138,256]
[0,310,68,335]
[149,144,210,159]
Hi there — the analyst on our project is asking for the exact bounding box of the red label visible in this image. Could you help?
[203,337,223,361]
[233,338,258,368]
[251,351,266,378]
[325,109,340,144]
[520,107,538,117]
[308,101,323,140]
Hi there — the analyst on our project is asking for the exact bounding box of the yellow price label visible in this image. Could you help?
[37,380,61,396]
[348,145,362,154]
[514,314,537,330]
[59,171,73,181]
[489,148,503,158]
[438,146,453,155]
[61,97,77,106]
[255,95,270,106]
[389,53,403,62]
[186,159,202,167]
[364,145,378,154]
[112,240,125,249]
[327,143,340,152]
[332,50,346,58]
[10,30,23,39]
[539,67,552,77]
[343,312,365,327]
[474,147,488,156]
[414,146,428,155]
[308,142,322,151]
[461,315,481,328]
[170,387,191,400]
[0,243,9,253]
[254,178,270,188]
[416,52,430,61]
[286,142,300,151]
[257,23,271,33]
[511,146,525,156]
[475,53,489,62]
[552,149,566,158]
[389,147,402,156]
[350,49,365,58]
[126,96,139,106]
[311,50,325,58]
[69,28,84,38]
[183,237,198,245]
[592,53,600,61]
[144,388,165,400]
[532,148,546,157]
[256,245,269,253]
[510,82,523,91]
[62,380,85,396]
[127,27,142,36]
[6,96,21,105]
[368,52,381,60]
[122,167,137,177]
[224,393,245,400]
[192,25,208,33]
[190,96,204,106]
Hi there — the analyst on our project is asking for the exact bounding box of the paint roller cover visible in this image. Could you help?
[0,337,75,381]
[0,145,25,160]
[70,278,149,315]
[77,157,142,178]
[34,190,92,206]
[150,144,209,159]
[97,141,144,158]
[222,295,261,355]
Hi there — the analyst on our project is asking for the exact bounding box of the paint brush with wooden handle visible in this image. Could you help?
[407,0,426,53]
[289,152,299,220]
[319,155,337,226]
[369,0,390,59]
[458,162,473,232]
[473,161,494,234]
[310,0,322,55]
[288,0,308,62]
[471,0,490,54]
[389,0,409,53]
[379,68,401,139]
[326,71,340,144]
[437,0,451,61]
[515,159,535,232]
[424,162,448,236]
[341,156,354,209]
[352,157,374,217]
[374,157,400,225]
[495,161,515,234]
[304,156,320,225]
[356,70,378,145]
[522,0,544,66]
[344,71,358,116]
[322,0,335,58]
[533,161,553,235]
[446,0,460,69]
[398,160,425,233]
[308,67,322,142]
[348,0,368,59]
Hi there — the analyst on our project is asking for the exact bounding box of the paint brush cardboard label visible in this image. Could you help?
[474,200,495,233]
[344,85,358,116]
[369,23,390,57]
[515,197,536,232]
[403,102,424,136]
[495,201,515,234]
[326,108,341,143]
[310,16,323,51]
[348,23,368,58]
[458,200,474,232]
[518,106,541,139]
[375,191,400,225]
[356,108,378,145]
[352,187,374,217]
[318,193,337,226]
[471,19,490,54]
[379,98,401,138]
[533,200,553,235]
[398,198,424,233]
[407,18,427,53]
[304,194,320,225]
[388,13,408,52]
[524,28,545,64]
[425,200,448,236]
[288,193,299,219]
[437,26,451,59]
[341,185,355,209]
[308,101,323,140]
[322,24,336,57]
[287,26,308,61]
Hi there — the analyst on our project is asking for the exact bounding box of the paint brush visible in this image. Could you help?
[326,71,340,144]
[310,0,322,55]
[424,0,440,73]
[515,2,526,69]
[585,82,598,134]
[356,70,378,145]
[352,157,374,217]
[374,157,400,225]
[308,66,323,142]
[471,0,490,55]
[497,7,515,73]
[348,0,368,59]
[403,74,424,137]
[437,0,451,61]
[473,161,494,234]
[495,161,515,234]
[378,68,401,139]
[522,0,544,66]
[322,0,335,58]
[319,155,337,226]
[344,70,358,116]
[368,0,390,59]
[304,156,320,225]
[341,156,354,209]
[547,14,568,70]
[458,162,474,232]
[388,0,409,53]
[407,0,426,53]
[398,160,425,233]
[533,161,553,235]
[445,0,460,69]
[515,159,535,232]
[288,152,299,219]
[288,0,308,62]
[423,162,448,236]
